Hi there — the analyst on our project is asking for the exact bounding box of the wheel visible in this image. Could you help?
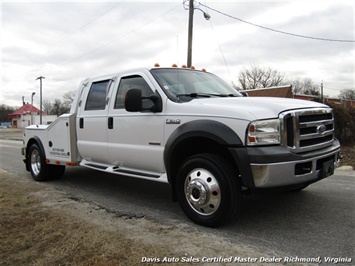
[176,154,242,227]
[29,143,50,181]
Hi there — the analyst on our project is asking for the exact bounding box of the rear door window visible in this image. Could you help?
[85,80,111,111]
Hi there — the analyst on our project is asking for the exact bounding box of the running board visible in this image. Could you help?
[80,159,168,183]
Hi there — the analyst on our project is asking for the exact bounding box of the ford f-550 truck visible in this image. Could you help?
[22,66,341,227]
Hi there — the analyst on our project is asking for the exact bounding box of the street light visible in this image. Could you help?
[31,92,36,125]
[186,0,211,68]
[36,76,45,124]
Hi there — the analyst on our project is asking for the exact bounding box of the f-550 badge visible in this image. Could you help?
[166,119,181,124]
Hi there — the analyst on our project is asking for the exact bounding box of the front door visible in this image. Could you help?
[107,74,165,173]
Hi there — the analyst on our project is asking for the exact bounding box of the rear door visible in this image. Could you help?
[76,76,116,164]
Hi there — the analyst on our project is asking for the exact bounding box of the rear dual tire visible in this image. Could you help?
[29,143,65,181]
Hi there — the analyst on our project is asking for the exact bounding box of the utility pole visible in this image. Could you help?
[31,92,36,125]
[186,0,210,68]
[320,80,324,103]
[36,76,45,124]
[187,0,194,68]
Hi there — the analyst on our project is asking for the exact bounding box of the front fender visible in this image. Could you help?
[164,120,243,183]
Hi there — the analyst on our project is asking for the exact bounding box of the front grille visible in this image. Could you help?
[280,108,335,153]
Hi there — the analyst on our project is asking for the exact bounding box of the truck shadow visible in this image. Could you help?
[48,166,330,231]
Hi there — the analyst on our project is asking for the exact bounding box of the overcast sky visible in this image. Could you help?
[1,0,354,108]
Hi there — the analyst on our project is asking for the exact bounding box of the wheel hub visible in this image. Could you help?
[30,149,41,176]
[187,180,207,206]
[184,168,221,215]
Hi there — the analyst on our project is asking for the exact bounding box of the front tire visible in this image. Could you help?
[176,154,242,227]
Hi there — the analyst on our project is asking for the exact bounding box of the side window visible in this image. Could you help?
[114,76,154,109]
[85,80,111,111]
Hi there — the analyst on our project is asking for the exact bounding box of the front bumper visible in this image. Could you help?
[230,139,341,189]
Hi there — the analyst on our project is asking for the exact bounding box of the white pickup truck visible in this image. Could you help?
[22,66,341,227]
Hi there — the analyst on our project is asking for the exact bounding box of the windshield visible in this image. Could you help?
[150,68,242,102]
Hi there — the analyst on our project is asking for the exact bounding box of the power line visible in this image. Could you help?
[12,1,125,64]
[45,1,125,49]
[208,19,231,79]
[57,3,182,67]
[199,2,355,43]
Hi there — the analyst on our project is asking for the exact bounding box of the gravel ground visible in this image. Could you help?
[1,128,351,265]
[1,169,309,266]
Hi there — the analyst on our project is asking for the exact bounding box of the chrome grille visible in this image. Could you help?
[280,108,334,153]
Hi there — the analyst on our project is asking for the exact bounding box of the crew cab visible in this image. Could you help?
[22,66,341,227]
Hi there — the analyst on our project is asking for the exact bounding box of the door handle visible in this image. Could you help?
[108,117,113,129]
[79,118,84,129]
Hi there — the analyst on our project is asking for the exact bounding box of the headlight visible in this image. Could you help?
[247,119,281,145]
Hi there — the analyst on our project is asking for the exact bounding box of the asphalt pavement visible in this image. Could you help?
[1,133,354,265]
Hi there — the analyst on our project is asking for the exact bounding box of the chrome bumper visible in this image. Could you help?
[250,149,341,188]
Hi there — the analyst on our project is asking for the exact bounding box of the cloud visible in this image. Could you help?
[1,1,354,107]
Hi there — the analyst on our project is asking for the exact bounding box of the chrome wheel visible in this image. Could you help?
[176,154,242,227]
[30,149,41,176]
[184,168,221,215]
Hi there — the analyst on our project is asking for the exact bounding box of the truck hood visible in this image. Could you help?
[177,97,328,121]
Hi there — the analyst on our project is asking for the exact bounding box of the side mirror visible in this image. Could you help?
[125,89,142,112]
[240,91,249,97]
[125,89,162,112]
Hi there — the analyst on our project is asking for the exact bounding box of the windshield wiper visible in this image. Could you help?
[176,93,239,102]
[176,93,211,99]
[176,93,211,102]
[209,93,238,97]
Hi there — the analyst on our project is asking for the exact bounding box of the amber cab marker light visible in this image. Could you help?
[154,63,160,67]
[172,64,178,67]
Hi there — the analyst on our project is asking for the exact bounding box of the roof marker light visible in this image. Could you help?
[172,64,178,67]
[154,63,160,67]
[190,66,195,69]
[181,64,187,68]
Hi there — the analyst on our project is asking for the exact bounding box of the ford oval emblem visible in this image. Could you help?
[317,124,326,134]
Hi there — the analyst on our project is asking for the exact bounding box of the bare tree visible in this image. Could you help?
[237,65,286,90]
[338,89,355,100]
[289,77,319,96]
[288,78,304,94]
[41,91,75,116]
[0,104,15,122]
[42,100,52,115]
[62,91,75,109]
